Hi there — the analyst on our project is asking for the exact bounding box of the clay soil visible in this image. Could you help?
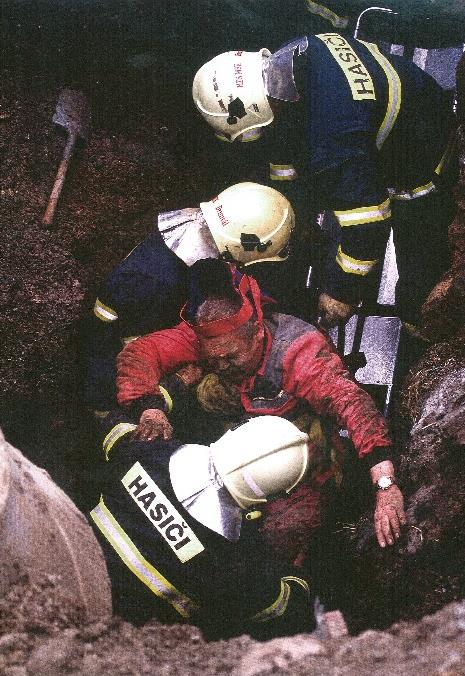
[3,572,465,675]
[2,1,465,673]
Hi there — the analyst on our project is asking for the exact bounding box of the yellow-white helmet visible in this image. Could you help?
[192,49,273,141]
[210,416,309,509]
[200,182,295,265]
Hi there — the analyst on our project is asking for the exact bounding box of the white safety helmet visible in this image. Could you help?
[192,49,273,141]
[200,182,295,265]
[210,416,309,509]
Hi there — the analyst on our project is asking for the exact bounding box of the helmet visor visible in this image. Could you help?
[265,36,309,102]
[169,444,243,541]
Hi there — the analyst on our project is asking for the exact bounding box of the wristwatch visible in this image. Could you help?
[375,475,396,491]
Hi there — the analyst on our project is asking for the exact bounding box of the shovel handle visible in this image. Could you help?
[42,132,77,226]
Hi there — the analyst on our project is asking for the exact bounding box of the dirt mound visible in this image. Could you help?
[2,573,465,675]
[402,338,465,421]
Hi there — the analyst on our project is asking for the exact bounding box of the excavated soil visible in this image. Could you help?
[2,1,465,673]
[3,573,465,675]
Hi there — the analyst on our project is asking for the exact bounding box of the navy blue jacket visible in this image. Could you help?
[90,416,314,633]
[85,222,189,410]
[260,33,456,304]
[216,32,456,307]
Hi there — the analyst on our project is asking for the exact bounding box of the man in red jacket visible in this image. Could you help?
[117,261,406,550]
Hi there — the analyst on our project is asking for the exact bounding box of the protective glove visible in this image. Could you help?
[133,408,173,441]
[318,293,356,328]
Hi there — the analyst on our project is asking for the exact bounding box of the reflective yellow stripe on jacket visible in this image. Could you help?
[358,41,402,150]
[103,423,137,460]
[334,198,391,227]
[269,163,298,181]
[336,245,377,276]
[250,575,310,623]
[121,335,141,346]
[389,181,436,201]
[435,130,457,176]
[158,386,173,413]
[389,130,456,201]
[94,298,118,322]
[90,498,199,619]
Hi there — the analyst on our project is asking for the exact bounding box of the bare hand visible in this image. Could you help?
[176,363,204,386]
[318,293,356,328]
[133,409,173,441]
[374,485,407,548]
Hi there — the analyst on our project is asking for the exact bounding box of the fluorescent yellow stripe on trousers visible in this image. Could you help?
[103,423,137,460]
[334,198,391,227]
[358,41,402,150]
[90,499,199,619]
[282,575,311,594]
[336,245,377,276]
[251,579,291,622]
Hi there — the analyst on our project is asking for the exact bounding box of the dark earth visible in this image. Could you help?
[1,1,465,673]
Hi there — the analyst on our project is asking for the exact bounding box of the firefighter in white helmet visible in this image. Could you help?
[85,182,294,414]
[90,412,317,635]
[200,181,293,265]
[193,50,274,143]
[192,33,457,331]
[192,45,322,323]
[208,416,309,508]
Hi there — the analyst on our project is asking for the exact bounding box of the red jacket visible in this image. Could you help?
[117,313,392,461]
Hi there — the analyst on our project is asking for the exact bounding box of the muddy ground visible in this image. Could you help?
[2,0,465,673]
[3,572,465,676]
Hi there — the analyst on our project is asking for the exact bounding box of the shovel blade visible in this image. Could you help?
[52,88,91,140]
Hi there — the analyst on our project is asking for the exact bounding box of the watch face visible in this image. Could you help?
[378,476,393,490]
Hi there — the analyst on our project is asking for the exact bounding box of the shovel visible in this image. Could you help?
[42,89,91,226]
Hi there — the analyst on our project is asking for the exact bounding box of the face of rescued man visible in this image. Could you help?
[199,322,265,383]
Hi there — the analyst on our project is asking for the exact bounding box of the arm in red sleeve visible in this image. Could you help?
[116,322,200,406]
[282,330,392,459]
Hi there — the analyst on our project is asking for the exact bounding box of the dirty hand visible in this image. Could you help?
[133,408,173,441]
[318,293,356,328]
[175,363,204,387]
[374,485,407,548]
